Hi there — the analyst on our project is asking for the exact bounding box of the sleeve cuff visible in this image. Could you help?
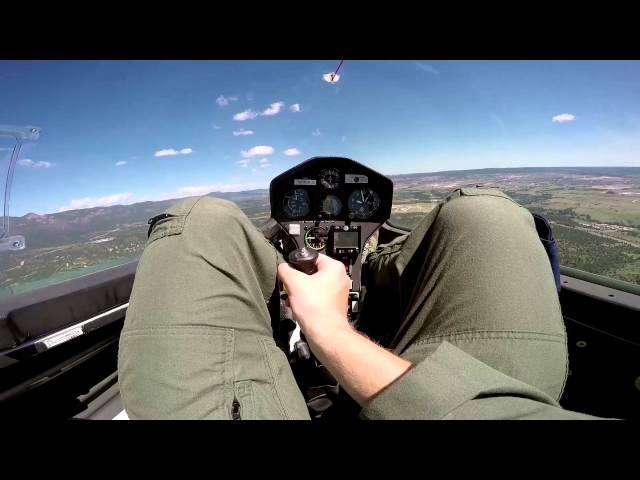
[359,341,558,420]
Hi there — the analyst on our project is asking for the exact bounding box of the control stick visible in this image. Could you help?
[288,247,319,275]
[286,248,319,360]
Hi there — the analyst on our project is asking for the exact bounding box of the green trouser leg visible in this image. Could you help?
[119,187,568,419]
[362,187,568,400]
[118,196,310,419]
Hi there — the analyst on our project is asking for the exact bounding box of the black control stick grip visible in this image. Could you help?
[288,248,319,275]
[286,248,319,361]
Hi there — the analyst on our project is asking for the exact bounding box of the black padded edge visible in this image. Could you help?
[0,261,137,350]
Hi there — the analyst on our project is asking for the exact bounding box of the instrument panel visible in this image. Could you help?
[271,157,393,224]
[269,156,394,306]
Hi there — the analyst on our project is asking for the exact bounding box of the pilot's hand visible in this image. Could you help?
[277,253,351,342]
[279,252,413,406]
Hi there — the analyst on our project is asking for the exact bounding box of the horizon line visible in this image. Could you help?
[15,165,640,217]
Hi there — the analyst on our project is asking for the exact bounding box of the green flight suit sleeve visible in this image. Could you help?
[359,341,603,420]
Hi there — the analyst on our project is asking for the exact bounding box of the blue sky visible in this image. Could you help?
[1,60,639,215]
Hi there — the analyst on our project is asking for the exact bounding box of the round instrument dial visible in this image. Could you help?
[283,189,311,218]
[319,168,341,189]
[348,188,381,220]
[321,195,343,217]
[304,226,329,251]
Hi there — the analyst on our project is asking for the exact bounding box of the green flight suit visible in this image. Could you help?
[118,187,599,420]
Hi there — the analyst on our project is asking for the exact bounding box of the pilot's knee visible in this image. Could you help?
[185,196,253,239]
[437,188,534,237]
[190,196,244,220]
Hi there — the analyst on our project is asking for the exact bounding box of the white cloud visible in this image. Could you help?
[233,109,259,121]
[312,128,321,136]
[262,101,285,116]
[290,103,302,113]
[416,62,439,75]
[341,136,346,143]
[18,159,54,168]
[233,128,255,136]
[241,145,274,158]
[115,161,127,167]
[323,72,340,83]
[212,124,221,130]
[552,113,576,123]
[59,192,133,212]
[216,95,238,107]
[234,102,287,120]
[283,148,301,156]
[238,155,272,169]
[154,148,194,157]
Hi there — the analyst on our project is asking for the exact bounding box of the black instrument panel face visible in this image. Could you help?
[270,156,393,223]
[269,157,394,292]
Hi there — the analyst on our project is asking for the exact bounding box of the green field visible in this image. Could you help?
[390,183,640,287]
[512,190,640,227]
[0,255,140,297]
